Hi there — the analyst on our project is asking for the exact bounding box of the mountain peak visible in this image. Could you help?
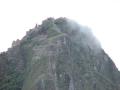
[0,17,120,90]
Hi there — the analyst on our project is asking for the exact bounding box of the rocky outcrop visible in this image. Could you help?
[0,17,120,90]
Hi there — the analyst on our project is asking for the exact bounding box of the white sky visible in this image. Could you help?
[0,0,120,69]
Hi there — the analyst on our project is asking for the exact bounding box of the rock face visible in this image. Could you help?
[0,17,120,90]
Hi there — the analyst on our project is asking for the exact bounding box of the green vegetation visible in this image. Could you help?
[0,52,24,90]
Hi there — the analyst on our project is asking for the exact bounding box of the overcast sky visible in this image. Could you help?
[0,0,120,69]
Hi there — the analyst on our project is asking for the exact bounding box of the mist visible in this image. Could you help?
[0,0,120,69]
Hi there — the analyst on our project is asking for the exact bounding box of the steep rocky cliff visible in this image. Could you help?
[0,17,120,90]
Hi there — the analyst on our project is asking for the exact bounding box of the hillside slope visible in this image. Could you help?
[0,17,120,90]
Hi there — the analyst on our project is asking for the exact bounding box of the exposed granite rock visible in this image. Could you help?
[0,17,120,90]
